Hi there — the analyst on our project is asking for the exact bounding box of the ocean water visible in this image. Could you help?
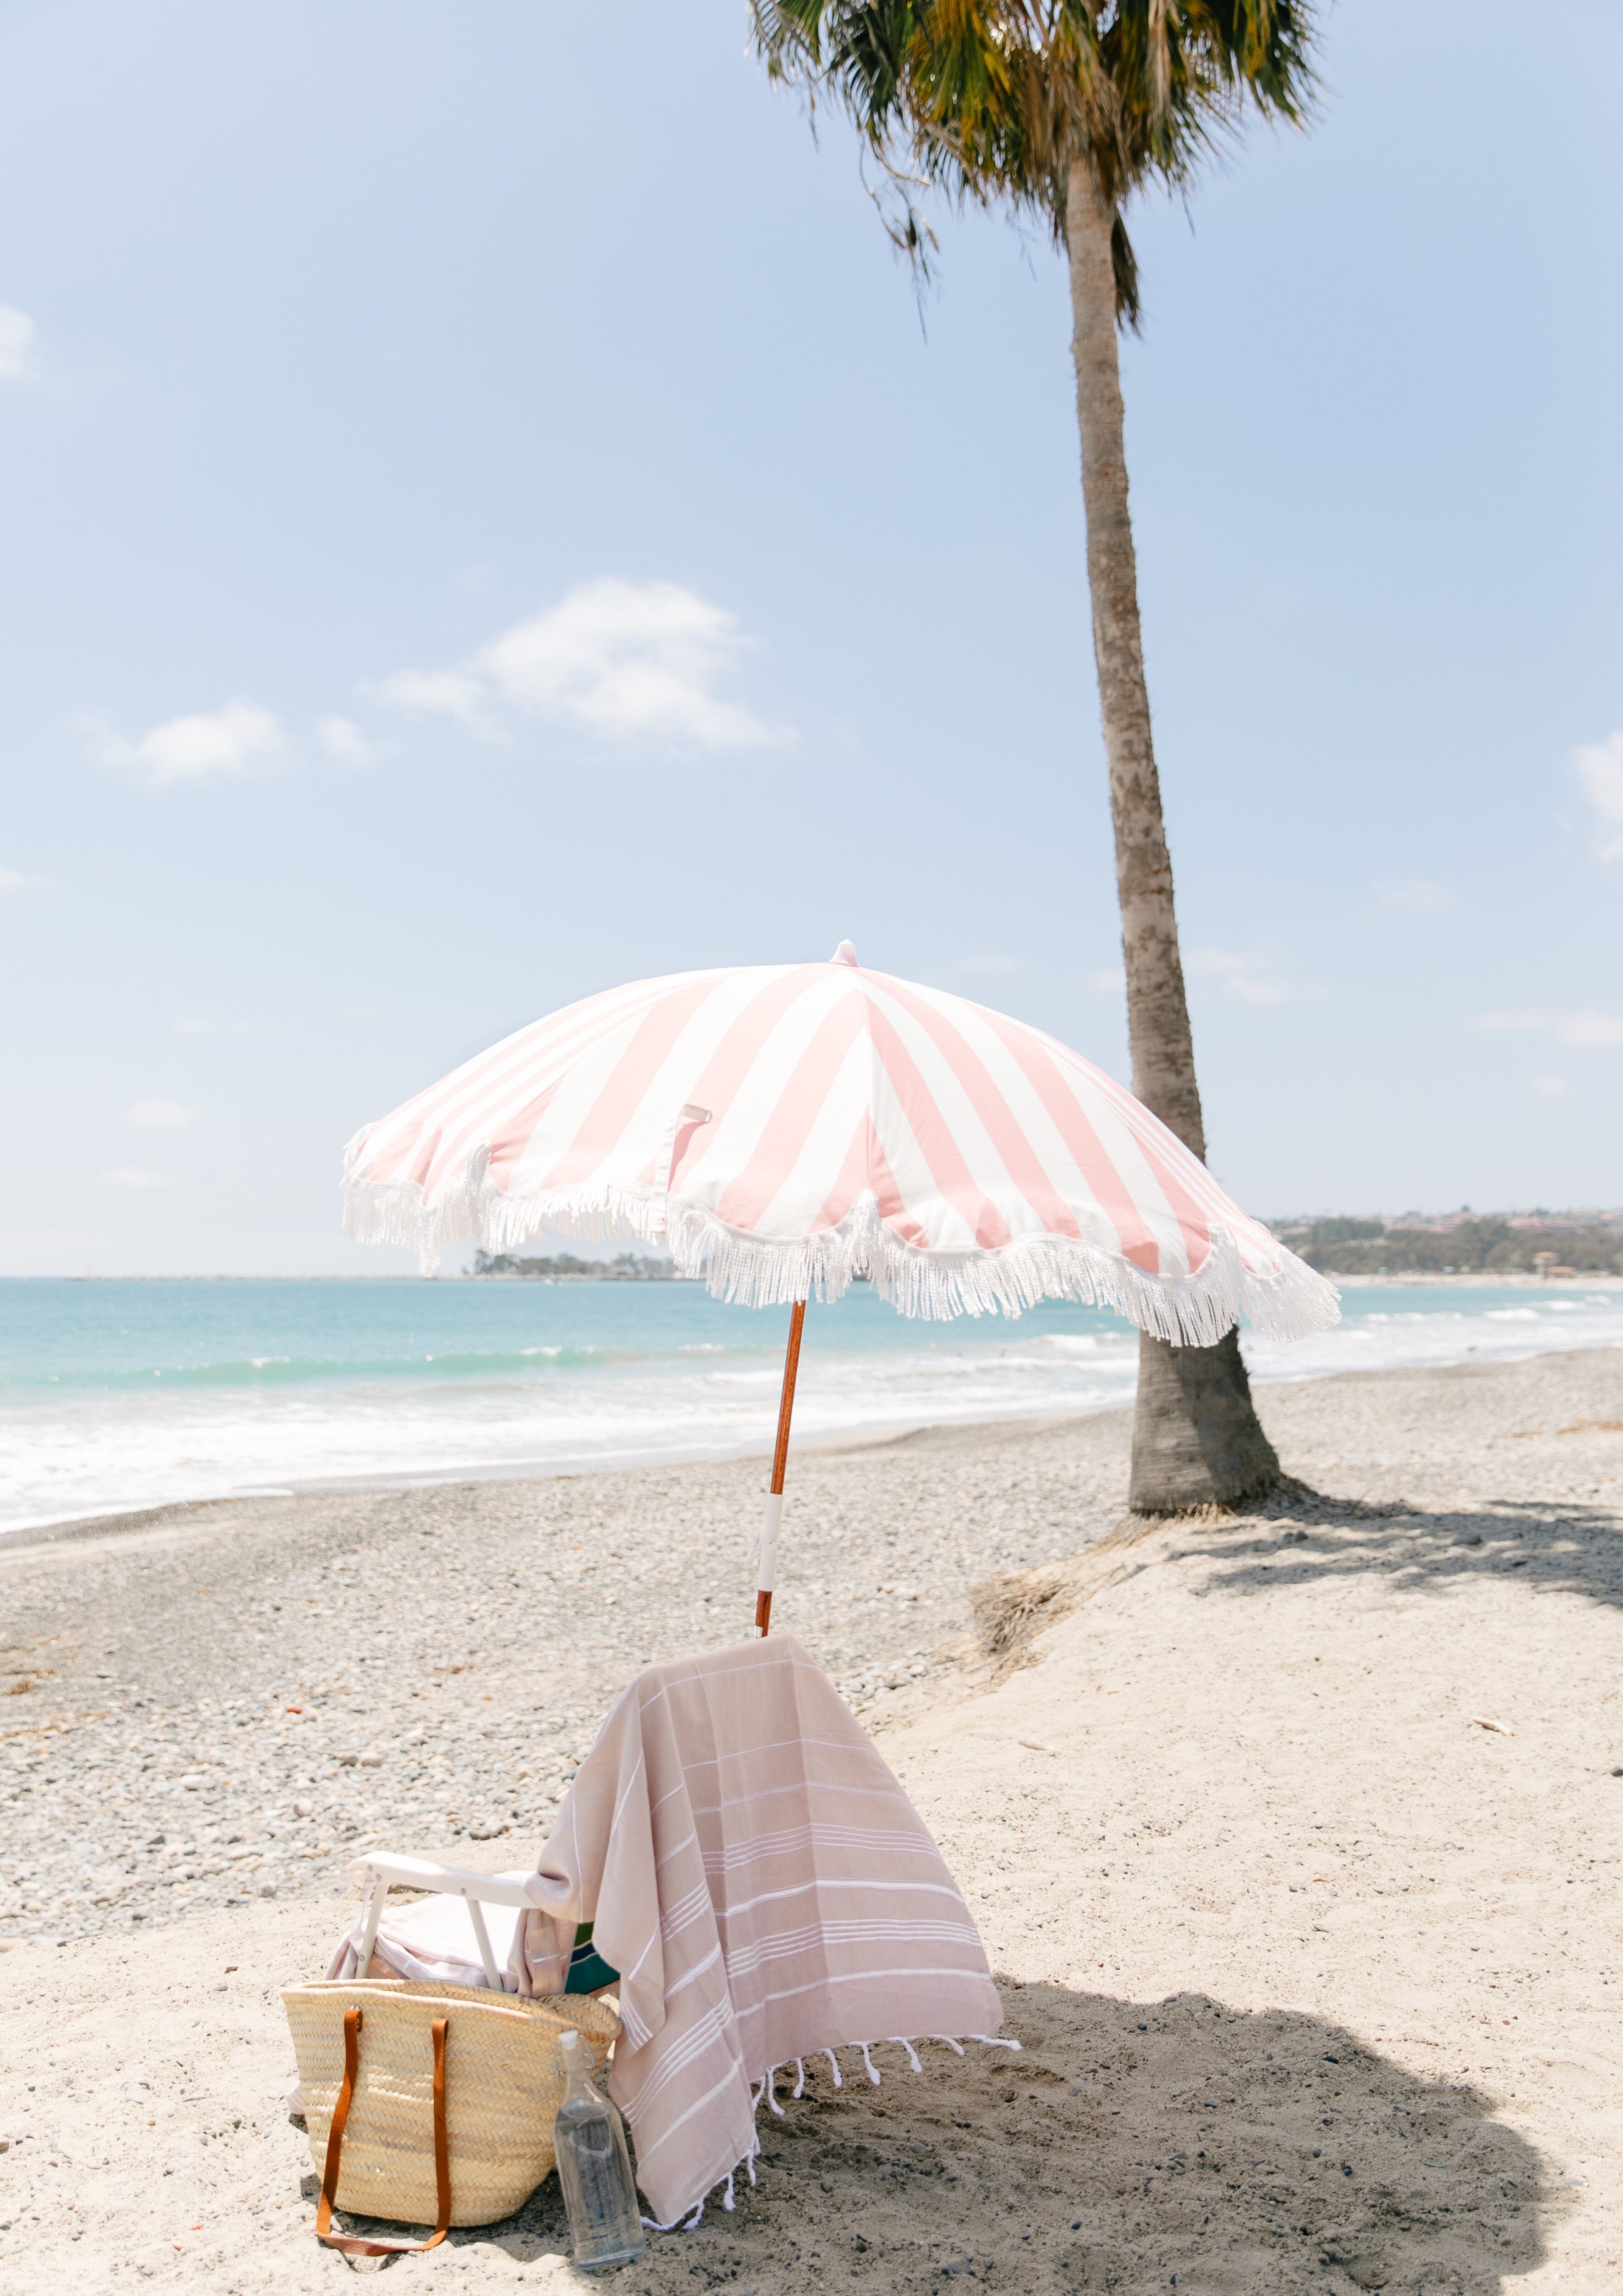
[1,1275,1618,1535]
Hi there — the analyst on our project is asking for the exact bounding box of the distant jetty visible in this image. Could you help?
[470,1249,677,1282]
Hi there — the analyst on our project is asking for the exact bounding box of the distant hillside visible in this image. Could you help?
[1275,1218,1623,1276]
[470,1249,675,1281]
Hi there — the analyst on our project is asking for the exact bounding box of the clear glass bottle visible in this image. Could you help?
[552,2027,646,2270]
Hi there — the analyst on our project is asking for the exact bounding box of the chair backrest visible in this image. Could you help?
[352,1855,528,1987]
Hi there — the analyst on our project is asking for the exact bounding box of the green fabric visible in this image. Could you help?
[564,1919,619,1995]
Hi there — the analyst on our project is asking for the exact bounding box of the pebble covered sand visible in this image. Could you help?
[0,1415,1127,1947]
[2,1344,1621,2292]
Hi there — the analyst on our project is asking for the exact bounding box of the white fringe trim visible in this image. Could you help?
[343,1160,1339,1345]
[645,2037,1015,2234]
[641,2132,758,2234]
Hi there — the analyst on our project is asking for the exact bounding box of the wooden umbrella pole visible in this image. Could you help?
[756,1298,807,1636]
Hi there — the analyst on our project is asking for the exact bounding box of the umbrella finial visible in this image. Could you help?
[830,940,859,968]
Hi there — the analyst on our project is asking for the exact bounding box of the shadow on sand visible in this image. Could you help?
[1187,1481,1623,1622]
[320,1981,1555,2293]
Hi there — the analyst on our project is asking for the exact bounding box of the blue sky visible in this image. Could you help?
[2,0,1619,1276]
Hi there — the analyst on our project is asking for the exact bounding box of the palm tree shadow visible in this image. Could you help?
[1183,1486,1623,1618]
[413,1983,1557,2291]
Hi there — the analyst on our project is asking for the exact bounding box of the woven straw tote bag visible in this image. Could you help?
[282,1980,620,2252]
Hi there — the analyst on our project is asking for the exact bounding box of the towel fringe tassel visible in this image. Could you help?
[641,2138,756,2234]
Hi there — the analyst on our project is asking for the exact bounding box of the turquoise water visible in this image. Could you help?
[1,1275,1617,1532]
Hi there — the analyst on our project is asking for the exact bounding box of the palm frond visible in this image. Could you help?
[747,0,1319,327]
[1112,208,1141,332]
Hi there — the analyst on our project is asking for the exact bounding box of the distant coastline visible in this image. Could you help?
[1273,1212,1623,1280]
[468,1249,678,1283]
[1313,1267,1623,1288]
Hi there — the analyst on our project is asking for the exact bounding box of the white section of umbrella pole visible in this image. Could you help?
[756,1298,806,1637]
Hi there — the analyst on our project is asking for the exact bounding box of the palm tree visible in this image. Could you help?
[750,0,1318,1511]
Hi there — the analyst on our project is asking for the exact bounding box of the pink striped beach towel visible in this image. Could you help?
[511,1636,1009,2227]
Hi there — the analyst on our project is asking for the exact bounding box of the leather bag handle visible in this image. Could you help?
[315,2004,452,2256]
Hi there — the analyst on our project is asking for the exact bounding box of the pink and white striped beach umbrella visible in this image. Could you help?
[344,942,1335,1625]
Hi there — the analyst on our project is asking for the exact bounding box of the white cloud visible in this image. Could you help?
[1473,1007,1623,1047]
[100,1166,174,1189]
[89,698,285,786]
[0,865,50,892]
[482,580,782,749]
[1558,1010,1623,1047]
[369,579,790,756]
[1193,948,1325,1006]
[1374,877,1456,916]
[1574,731,1623,863]
[317,714,393,768]
[0,305,38,382]
[1533,1073,1568,1097]
[125,1097,197,1130]
[1085,965,1126,994]
[362,668,494,732]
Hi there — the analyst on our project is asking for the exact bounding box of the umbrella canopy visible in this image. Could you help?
[344,942,1335,1349]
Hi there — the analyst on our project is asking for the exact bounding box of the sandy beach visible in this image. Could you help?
[3,1344,1621,2292]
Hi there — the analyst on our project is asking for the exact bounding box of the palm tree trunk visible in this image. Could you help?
[1065,159,1280,1513]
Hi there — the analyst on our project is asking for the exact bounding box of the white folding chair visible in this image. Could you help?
[350,1853,534,1990]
